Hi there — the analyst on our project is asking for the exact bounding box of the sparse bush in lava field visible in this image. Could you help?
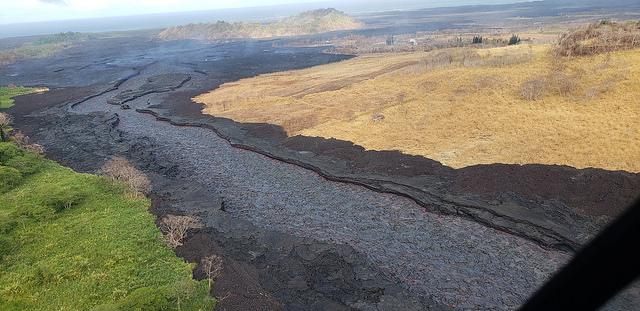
[201,254,224,290]
[101,156,151,197]
[159,214,203,248]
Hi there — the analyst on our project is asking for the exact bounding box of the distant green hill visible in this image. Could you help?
[0,32,90,67]
[158,8,363,41]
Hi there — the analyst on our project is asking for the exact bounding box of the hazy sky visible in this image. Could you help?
[0,0,321,24]
[1,0,526,25]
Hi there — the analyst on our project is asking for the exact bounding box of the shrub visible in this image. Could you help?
[520,69,578,101]
[5,131,44,155]
[119,287,170,311]
[101,157,150,197]
[5,152,44,175]
[427,50,454,68]
[40,184,87,212]
[15,202,56,221]
[0,165,22,193]
[24,143,45,155]
[521,77,547,101]
[584,73,621,99]
[554,21,640,57]
[11,131,29,147]
[508,34,521,45]
[159,215,203,248]
[167,279,199,311]
[547,71,577,96]
[0,113,12,142]
[0,142,21,164]
[462,49,482,66]
[11,132,46,156]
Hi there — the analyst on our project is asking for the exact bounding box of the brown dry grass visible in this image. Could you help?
[194,44,640,172]
[554,21,640,57]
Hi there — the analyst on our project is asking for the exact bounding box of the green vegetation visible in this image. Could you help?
[0,87,42,109]
[34,32,89,45]
[158,8,362,41]
[0,32,90,67]
[508,34,521,45]
[0,142,215,310]
[472,36,484,44]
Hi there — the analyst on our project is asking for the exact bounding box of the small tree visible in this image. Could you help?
[509,34,521,45]
[472,36,483,44]
[159,215,203,248]
[0,113,13,142]
[201,254,223,291]
[386,35,395,46]
[101,156,150,197]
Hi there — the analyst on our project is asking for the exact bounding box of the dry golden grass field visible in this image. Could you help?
[194,37,640,172]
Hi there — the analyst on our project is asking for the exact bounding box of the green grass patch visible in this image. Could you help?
[0,142,215,310]
[0,87,42,109]
[0,32,91,68]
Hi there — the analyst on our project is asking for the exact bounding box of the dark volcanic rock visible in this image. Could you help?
[142,94,639,251]
[4,35,638,310]
[107,73,192,106]
[153,183,447,311]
